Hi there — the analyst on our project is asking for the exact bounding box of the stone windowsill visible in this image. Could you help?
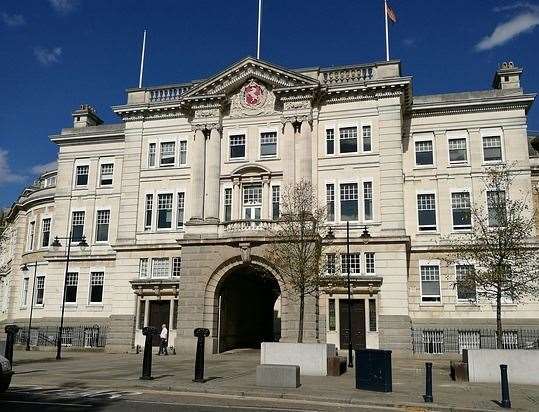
[420,302,443,307]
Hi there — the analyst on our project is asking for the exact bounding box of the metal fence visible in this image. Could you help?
[412,328,539,354]
[15,325,107,349]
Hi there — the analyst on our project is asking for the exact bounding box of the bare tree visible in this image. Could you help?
[445,164,539,348]
[0,215,11,275]
[266,180,330,343]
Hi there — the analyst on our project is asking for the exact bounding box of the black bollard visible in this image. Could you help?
[139,326,159,380]
[423,362,433,403]
[4,325,20,365]
[500,364,511,409]
[193,327,210,383]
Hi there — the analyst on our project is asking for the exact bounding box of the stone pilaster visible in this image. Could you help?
[299,120,312,182]
[232,179,241,220]
[378,99,406,234]
[261,176,270,219]
[282,121,295,188]
[189,128,206,221]
[204,127,221,222]
[116,121,144,244]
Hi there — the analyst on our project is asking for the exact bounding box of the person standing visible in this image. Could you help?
[158,323,168,355]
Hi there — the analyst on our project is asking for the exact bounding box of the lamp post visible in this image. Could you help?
[51,233,88,360]
[345,221,354,367]
[21,261,38,351]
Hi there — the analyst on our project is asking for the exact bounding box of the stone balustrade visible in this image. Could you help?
[320,66,376,85]
[148,85,192,102]
[222,219,278,232]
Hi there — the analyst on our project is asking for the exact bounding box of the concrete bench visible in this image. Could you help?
[256,364,300,388]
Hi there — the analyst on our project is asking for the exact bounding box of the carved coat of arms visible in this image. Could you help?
[243,81,265,108]
[229,79,275,118]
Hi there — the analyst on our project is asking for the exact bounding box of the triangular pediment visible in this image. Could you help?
[183,57,319,99]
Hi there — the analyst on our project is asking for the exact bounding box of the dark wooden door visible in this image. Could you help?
[149,301,170,346]
[339,299,366,350]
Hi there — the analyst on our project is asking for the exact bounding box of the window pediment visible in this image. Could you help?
[231,163,271,177]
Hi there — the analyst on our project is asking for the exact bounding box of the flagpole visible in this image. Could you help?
[138,29,147,88]
[257,0,262,59]
[384,0,389,61]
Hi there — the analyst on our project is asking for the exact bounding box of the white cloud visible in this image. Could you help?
[493,2,538,13]
[0,149,25,186]
[48,0,78,15]
[476,4,539,51]
[31,161,57,175]
[1,12,26,27]
[402,38,416,47]
[33,47,62,66]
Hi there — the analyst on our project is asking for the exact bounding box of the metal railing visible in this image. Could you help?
[412,328,539,354]
[15,325,107,348]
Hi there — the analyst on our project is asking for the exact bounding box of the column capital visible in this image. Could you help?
[280,114,312,125]
[191,122,221,132]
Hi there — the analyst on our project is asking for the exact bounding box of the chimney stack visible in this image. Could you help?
[72,104,103,128]
[492,61,522,91]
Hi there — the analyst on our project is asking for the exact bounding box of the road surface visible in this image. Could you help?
[0,385,404,411]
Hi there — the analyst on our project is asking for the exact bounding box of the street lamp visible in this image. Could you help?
[51,233,88,360]
[345,221,354,368]
[360,225,371,244]
[21,262,38,351]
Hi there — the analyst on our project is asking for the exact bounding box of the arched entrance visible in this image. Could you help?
[216,263,280,353]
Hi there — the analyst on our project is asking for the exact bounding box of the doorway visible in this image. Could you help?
[217,264,280,352]
[339,299,366,350]
[148,300,170,346]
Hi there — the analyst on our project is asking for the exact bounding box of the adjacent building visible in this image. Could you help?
[0,58,537,355]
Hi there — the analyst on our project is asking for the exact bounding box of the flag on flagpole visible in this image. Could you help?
[386,2,397,24]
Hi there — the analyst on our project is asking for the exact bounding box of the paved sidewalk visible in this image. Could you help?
[7,349,539,411]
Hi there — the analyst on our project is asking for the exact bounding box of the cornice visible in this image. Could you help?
[411,94,536,118]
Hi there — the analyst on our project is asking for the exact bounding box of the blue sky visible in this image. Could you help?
[1,0,538,207]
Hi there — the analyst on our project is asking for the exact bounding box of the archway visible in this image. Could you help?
[216,263,280,353]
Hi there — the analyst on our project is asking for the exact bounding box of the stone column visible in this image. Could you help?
[232,179,241,220]
[261,176,270,219]
[190,128,206,221]
[143,298,150,327]
[204,127,221,222]
[169,299,175,330]
[135,296,141,330]
[282,121,295,188]
[299,119,312,182]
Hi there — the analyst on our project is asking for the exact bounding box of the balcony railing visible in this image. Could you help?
[148,85,192,102]
[320,66,376,85]
[222,219,278,232]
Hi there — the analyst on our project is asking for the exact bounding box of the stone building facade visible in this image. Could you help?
[0,58,537,355]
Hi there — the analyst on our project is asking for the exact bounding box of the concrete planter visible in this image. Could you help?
[260,342,336,376]
[467,349,539,384]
